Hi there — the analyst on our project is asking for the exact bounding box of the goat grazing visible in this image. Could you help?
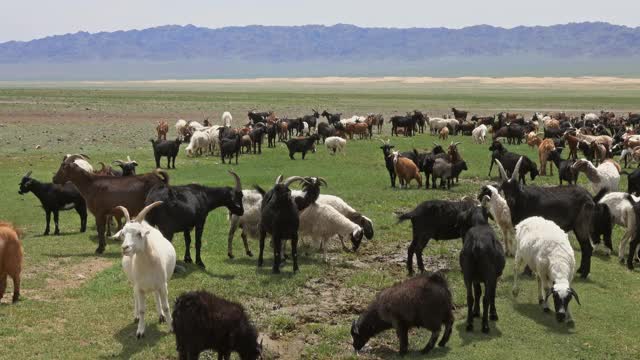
[472,124,488,144]
[151,138,181,169]
[113,202,176,338]
[325,136,346,155]
[431,159,468,189]
[285,134,319,160]
[172,290,262,360]
[0,222,23,303]
[351,272,453,356]
[538,138,556,176]
[513,217,581,323]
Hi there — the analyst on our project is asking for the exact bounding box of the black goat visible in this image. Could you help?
[390,115,416,136]
[144,171,244,267]
[398,199,477,274]
[351,272,453,356]
[317,123,336,143]
[112,157,138,176]
[457,206,505,333]
[247,110,269,125]
[256,176,312,273]
[266,123,277,148]
[248,126,266,154]
[172,290,262,360]
[506,123,524,145]
[380,142,397,187]
[321,110,341,125]
[488,141,538,184]
[151,138,181,169]
[496,157,596,278]
[622,169,640,195]
[18,171,87,235]
[285,134,319,160]
[221,134,242,165]
[546,148,578,185]
[301,109,320,132]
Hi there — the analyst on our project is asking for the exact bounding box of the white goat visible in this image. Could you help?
[571,159,620,193]
[340,115,365,126]
[325,136,347,155]
[175,119,188,138]
[472,124,488,144]
[113,202,176,339]
[222,111,232,127]
[226,190,263,258]
[185,130,210,156]
[429,118,459,134]
[480,185,514,256]
[512,217,580,323]
[598,192,640,260]
[583,113,599,121]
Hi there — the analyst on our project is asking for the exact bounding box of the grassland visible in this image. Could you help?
[1,81,640,359]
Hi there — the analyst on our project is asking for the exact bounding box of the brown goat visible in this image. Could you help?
[448,142,463,163]
[0,222,23,303]
[526,132,542,148]
[439,127,449,140]
[538,138,556,176]
[562,131,579,160]
[52,159,169,254]
[391,152,422,189]
[156,121,169,141]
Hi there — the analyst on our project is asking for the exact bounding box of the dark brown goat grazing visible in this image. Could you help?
[52,157,169,254]
[0,222,23,303]
[351,272,454,356]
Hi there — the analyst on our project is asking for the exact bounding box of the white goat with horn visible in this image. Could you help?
[113,201,176,339]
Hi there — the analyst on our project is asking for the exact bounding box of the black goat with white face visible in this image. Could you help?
[112,157,138,176]
[143,171,244,268]
[18,171,87,235]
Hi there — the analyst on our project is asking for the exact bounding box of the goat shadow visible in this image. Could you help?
[364,339,451,359]
[172,262,235,281]
[455,320,503,346]
[512,302,575,334]
[102,322,168,359]
[45,251,121,259]
[32,231,84,238]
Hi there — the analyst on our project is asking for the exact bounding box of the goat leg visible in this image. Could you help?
[465,280,474,331]
[95,218,107,254]
[272,236,281,274]
[421,330,440,354]
[183,230,193,264]
[291,234,299,272]
[194,226,205,268]
[258,230,266,267]
[44,210,51,235]
[53,210,60,235]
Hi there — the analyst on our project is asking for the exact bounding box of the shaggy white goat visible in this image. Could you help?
[113,202,176,339]
[512,217,580,323]
[472,124,488,144]
[583,113,599,121]
[298,202,364,262]
[571,159,620,193]
[325,136,347,155]
[598,192,640,260]
[480,185,514,256]
[340,115,365,126]
[429,118,459,134]
[226,190,263,258]
[222,111,232,127]
[185,130,210,156]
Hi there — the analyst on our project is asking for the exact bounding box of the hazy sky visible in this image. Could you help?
[2,0,639,42]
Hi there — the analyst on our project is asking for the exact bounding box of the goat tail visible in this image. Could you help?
[153,169,170,184]
[592,188,609,203]
[397,211,414,224]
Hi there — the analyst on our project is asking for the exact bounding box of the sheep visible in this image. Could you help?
[144,171,243,268]
[351,272,454,356]
[478,185,514,256]
[457,206,505,333]
[439,126,449,140]
[571,159,620,193]
[172,290,262,360]
[325,136,346,155]
[296,179,364,262]
[185,131,210,157]
[430,158,468,189]
[391,151,422,189]
[53,157,169,254]
[546,148,579,185]
[398,198,477,274]
[151,138,181,169]
[156,120,169,141]
[255,176,310,273]
[285,134,319,160]
[472,124,487,144]
[113,202,176,339]
[0,222,23,303]
[496,157,596,278]
[538,138,556,176]
[222,111,232,127]
[512,217,581,323]
[18,171,87,235]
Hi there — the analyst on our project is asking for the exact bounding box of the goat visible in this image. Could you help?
[285,134,319,160]
[452,107,468,121]
[52,158,169,254]
[321,110,342,125]
[222,111,233,127]
[172,290,262,360]
[623,169,640,195]
[0,222,23,303]
[351,272,453,356]
[496,157,596,278]
[391,151,422,189]
[151,138,181,169]
[53,154,93,179]
[431,159,468,189]
[538,138,556,176]
[156,120,169,141]
[19,171,87,235]
[398,198,477,274]
[112,157,139,176]
[325,136,346,155]
[439,127,449,140]
[144,171,244,268]
[380,141,397,187]
[478,185,514,256]
[472,124,488,144]
[512,217,581,323]
[623,195,640,269]
[546,148,579,185]
[488,142,539,184]
[571,159,620,193]
[221,134,242,165]
[457,206,505,333]
[185,131,209,157]
[248,126,266,154]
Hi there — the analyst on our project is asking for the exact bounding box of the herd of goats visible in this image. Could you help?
[3,106,640,358]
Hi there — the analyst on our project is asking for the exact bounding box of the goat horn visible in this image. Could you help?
[127,156,132,162]
[113,160,124,165]
[495,159,508,181]
[433,142,440,147]
[481,195,491,207]
[570,288,581,306]
[79,153,91,160]
[454,142,462,146]
[511,156,524,182]
[228,170,242,191]
[317,177,328,187]
[275,175,283,185]
[283,176,309,188]
[135,201,163,223]
[115,206,131,223]
[98,162,106,171]
[24,170,32,178]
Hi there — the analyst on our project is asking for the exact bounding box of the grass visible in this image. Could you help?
[0,83,639,359]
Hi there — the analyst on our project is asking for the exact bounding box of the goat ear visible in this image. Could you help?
[351,320,359,335]
[570,288,581,306]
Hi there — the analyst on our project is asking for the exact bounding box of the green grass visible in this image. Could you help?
[0,84,639,359]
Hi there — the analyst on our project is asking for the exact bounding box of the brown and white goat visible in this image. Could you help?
[0,222,23,303]
[156,121,169,141]
[390,151,422,189]
[526,132,542,148]
[538,138,556,176]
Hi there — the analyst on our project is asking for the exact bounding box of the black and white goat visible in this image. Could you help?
[285,134,319,160]
[488,141,539,184]
[18,171,87,235]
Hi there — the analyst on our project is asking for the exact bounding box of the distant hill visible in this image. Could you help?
[1,22,640,79]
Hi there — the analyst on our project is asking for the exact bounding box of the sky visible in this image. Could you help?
[2,0,639,42]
